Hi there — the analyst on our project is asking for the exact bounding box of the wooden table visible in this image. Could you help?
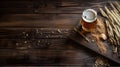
[0,0,119,66]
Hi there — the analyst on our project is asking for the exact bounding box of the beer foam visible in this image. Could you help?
[82,9,97,23]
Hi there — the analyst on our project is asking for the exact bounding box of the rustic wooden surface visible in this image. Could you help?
[0,0,118,66]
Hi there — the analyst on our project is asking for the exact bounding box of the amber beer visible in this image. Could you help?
[81,9,97,32]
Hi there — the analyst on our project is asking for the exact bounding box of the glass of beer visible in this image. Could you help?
[81,9,97,32]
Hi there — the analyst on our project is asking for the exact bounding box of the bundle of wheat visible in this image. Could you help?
[99,1,120,54]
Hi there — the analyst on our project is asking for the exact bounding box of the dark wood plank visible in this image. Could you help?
[0,43,95,66]
[0,0,108,14]
[0,14,80,28]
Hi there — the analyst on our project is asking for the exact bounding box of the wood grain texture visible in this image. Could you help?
[0,0,108,14]
[0,14,96,66]
[0,0,118,66]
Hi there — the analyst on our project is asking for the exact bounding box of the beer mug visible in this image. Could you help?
[81,9,97,32]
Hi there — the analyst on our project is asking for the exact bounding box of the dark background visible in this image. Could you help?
[0,0,116,66]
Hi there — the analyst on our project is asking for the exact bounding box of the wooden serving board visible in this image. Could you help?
[67,27,120,65]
